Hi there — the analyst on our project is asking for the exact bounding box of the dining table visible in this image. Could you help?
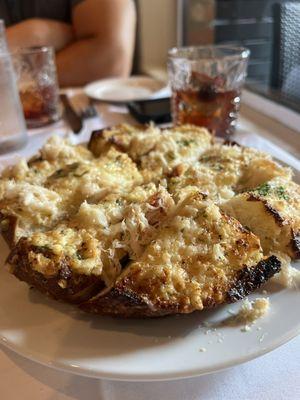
[0,88,299,400]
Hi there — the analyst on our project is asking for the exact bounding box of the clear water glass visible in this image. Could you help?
[0,19,7,52]
[0,20,27,154]
[168,45,250,137]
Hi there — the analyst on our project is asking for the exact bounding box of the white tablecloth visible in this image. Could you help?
[0,99,299,400]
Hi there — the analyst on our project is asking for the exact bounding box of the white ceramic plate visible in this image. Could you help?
[0,249,299,382]
[84,76,168,103]
[0,156,299,382]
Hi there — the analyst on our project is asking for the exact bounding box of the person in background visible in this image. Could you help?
[2,0,136,86]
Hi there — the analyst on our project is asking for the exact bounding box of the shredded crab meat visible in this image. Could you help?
[272,253,300,288]
[236,298,270,325]
[121,204,154,259]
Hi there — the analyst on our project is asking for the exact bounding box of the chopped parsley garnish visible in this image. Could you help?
[167,151,175,160]
[51,162,80,179]
[253,183,289,200]
[255,183,271,196]
[76,250,84,260]
[275,186,289,200]
[0,219,9,229]
[212,163,224,171]
[51,168,65,178]
[177,139,195,147]
[37,245,51,251]
[199,155,211,162]
[36,245,52,256]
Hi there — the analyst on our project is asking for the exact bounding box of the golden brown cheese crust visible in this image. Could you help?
[211,144,287,186]
[0,136,94,246]
[0,138,143,246]
[88,124,149,156]
[44,148,143,210]
[7,184,175,299]
[8,238,105,304]
[88,124,213,182]
[222,178,300,259]
[2,136,93,185]
[0,181,64,246]
[168,143,291,204]
[80,256,280,317]
[81,194,280,317]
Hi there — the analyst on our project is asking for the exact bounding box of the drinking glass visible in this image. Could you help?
[0,19,7,52]
[168,45,250,137]
[13,46,61,128]
[0,21,27,154]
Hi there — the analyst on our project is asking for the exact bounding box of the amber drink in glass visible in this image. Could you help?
[168,46,250,137]
[13,46,61,128]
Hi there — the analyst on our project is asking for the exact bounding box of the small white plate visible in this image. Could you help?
[84,76,168,103]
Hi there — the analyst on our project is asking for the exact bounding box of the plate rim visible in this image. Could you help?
[83,75,166,104]
[1,316,299,382]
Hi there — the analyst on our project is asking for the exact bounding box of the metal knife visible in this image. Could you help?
[60,94,83,134]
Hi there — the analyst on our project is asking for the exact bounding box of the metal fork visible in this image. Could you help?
[78,103,98,119]
[72,96,98,119]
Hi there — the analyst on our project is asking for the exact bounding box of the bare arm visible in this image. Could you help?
[56,0,136,86]
[6,19,74,52]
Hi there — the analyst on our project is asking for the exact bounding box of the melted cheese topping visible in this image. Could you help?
[0,180,63,239]
[0,139,143,243]
[222,177,300,257]
[45,148,143,209]
[89,123,212,182]
[169,144,290,204]
[27,184,175,284]
[252,177,300,227]
[40,135,92,162]
[28,227,103,276]
[2,136,93,185]
[169,162,235,203]
[0,125,297,303]
[116,194,263,311]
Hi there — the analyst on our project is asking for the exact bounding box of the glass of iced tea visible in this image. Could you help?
[168,45,250,137]
[13,46,61,128]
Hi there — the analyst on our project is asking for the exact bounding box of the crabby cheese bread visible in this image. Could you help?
[1,124,299,317]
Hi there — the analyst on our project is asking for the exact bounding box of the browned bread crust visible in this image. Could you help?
[247,194,300,259]
[8,238,105,304]
[88,124,147,156]
[8,238,280,317]
[80,256,281,318]
[222,178,300,259]
[0,212,18,248]
[292,232,300,259]
[226,255,281,302]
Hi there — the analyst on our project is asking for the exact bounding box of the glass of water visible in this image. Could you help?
[0,19,7,52]
[0,21,27,154]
